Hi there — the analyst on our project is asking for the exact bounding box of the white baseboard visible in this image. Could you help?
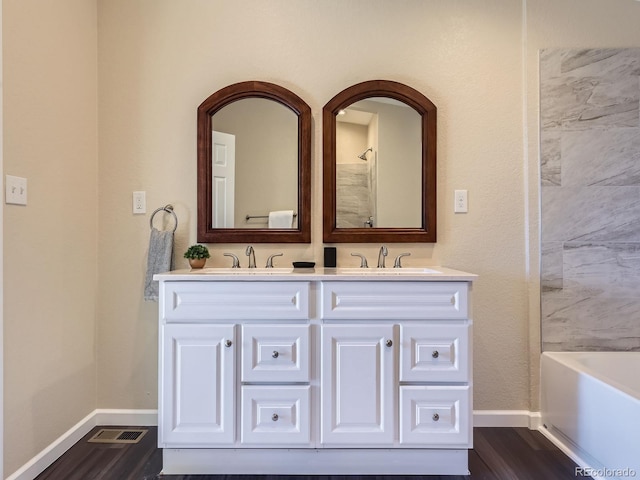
[7,409,540,480]
[5,411,97,480]
[5,409,158,480]
[473,410,541,429]
[538,425,604,480]
[93,408,158,426]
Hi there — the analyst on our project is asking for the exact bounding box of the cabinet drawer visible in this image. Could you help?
[400,324,470,383]
[320,282,468,320]
[162,281,310,321]
[241,385,310,445]
[399,386,471,446]
[241,325,310,383]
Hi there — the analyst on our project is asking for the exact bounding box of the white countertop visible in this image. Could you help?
[154,266,477,282]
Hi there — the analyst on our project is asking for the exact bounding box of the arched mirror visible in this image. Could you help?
[323,80,436,243]
[198,81,311,243]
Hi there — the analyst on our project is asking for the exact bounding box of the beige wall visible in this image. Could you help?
[4,0,640,476]
[96,0,528,413]
[373,101,421,228]
[336,122,368,165]
[94,0,640,413]
[3,0,98,474]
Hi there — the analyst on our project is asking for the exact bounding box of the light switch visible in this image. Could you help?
[6,175,28,205]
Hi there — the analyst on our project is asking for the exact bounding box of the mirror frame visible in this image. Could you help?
[197,81,311,243]
[323,80,436,243]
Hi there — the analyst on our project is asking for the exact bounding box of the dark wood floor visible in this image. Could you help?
[36,426,585,480]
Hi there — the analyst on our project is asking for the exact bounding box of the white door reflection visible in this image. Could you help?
[212,131,235,228]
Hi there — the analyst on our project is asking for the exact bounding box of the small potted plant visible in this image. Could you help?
[184,244,210,269]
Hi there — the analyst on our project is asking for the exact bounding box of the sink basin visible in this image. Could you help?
[199,267,294,274]
[336,267,441,275]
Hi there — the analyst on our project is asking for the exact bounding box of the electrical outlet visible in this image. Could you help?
[454,189,468,213]
[6,175,28,205]
[133,191,146,214]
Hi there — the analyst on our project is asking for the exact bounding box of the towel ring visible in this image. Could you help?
[150,204,178,233]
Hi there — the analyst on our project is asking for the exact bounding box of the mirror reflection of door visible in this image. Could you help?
[212,131,236,228]
[336,97,422,229]
[211,98,298,229]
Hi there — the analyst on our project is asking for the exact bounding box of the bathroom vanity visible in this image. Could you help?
[155,266,476,475]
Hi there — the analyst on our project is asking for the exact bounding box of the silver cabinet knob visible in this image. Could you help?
[386,339,393,347]
[432,413,440,422]
[432,350,439,359]
[224,339,232,347]
[272,413,279,421]
[272,351,279,359]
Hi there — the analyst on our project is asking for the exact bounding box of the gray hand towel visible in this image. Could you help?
[144,227,174,301]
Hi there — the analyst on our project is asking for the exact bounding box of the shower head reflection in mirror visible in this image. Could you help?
[357,147,373,161]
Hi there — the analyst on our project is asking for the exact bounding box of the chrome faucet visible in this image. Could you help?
[393,253,411,268]
[265,253,283,268]
[351,252,369,268]
[223,253,240,268]
[245,245,256,268]
[377,245,388,268]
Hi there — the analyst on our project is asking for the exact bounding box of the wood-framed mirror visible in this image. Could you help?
[197,81,311,243]
[323,80,436,243]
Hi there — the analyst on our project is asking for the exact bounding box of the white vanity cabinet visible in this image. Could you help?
[156,267,475,476]
[320,281,472,448]
[158,280,311,449]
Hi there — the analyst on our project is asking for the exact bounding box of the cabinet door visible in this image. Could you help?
[321,324,394,445]
[160,324,235,446]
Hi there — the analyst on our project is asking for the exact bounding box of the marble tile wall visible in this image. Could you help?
[336,163,372,228]
[540,48,640,351]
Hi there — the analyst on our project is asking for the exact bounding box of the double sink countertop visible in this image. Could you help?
[154,266,477,282]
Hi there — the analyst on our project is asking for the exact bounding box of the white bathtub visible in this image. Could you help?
[541,352,640,479]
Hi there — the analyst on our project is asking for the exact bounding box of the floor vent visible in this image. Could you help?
[88,428,148,444]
